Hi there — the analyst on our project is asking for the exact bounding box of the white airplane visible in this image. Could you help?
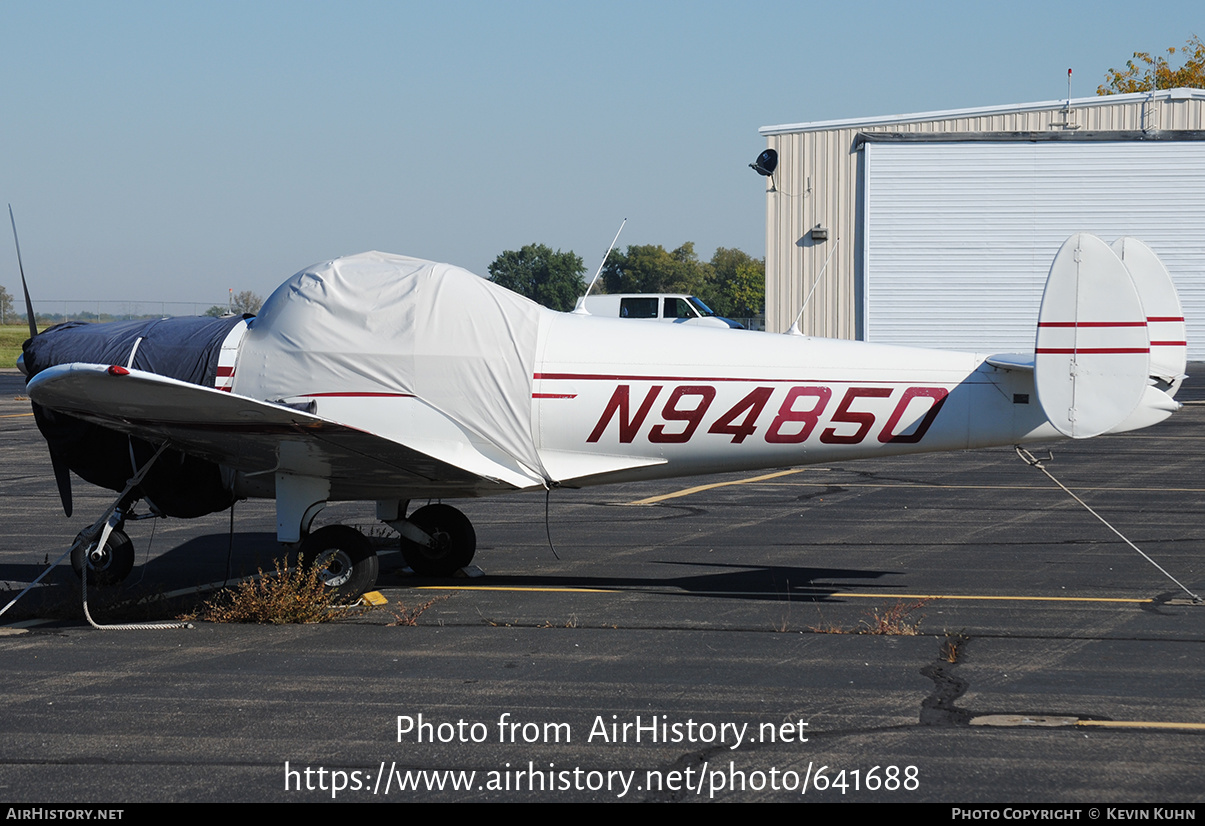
[20,233,1186,598]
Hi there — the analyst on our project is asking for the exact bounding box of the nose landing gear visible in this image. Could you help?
[71,524,135,586]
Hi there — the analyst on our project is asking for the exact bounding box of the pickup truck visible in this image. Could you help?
[580,294,744,329]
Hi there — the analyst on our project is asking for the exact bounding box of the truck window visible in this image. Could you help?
[665,298,698,319]
[620,297,658,319]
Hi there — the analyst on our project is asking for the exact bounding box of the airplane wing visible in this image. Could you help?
[26,363,527,500]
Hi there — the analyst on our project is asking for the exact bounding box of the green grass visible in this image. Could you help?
[0,324,49,370]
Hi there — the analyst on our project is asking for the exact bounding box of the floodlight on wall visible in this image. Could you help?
[749,149,777,176]
[811,224,829,242]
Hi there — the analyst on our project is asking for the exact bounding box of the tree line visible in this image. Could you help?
[487,242,765,319]
[2,250,761,325]
[204,290,263,317]
[1098,34,1205,94]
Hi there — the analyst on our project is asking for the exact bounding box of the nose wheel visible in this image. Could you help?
[71,527,135,586]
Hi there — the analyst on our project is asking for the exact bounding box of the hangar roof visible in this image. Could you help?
[759,87,1205,136]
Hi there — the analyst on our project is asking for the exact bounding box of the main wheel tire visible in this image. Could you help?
[298,525,378,601]
[71,528,135,586]
[401,504,476,577]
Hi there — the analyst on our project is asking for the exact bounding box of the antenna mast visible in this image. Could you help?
[573,218,626,313]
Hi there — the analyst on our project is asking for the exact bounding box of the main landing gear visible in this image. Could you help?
[286,498,478,600]
[298,524,379,601]
[396,503,477,577]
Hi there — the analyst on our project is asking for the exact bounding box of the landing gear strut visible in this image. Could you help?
[67,443,171,588]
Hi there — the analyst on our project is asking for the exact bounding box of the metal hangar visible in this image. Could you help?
[759,88,1205,358]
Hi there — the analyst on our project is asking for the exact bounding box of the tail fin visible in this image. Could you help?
[1035,233,1152,439]
[1111,237,1187,396]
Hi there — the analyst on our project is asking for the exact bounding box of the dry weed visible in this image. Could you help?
[809,599,929,636]
[860,599,928,635]
[193,556,360,624]
[388,594,451,626]
[941,632,968,663]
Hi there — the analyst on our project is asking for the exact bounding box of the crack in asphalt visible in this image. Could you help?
[920,635,973,726]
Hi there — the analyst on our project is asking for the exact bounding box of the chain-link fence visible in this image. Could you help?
[732,316,765,331]
[8,300,222,325]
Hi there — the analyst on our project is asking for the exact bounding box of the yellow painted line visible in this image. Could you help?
[763,482,1205,493]
[1077,720,1205,731]
[627,468,807,505]
[410,587,1150,604]
[627,470,1205,504]
[830,592,1152,604]
[415,585,617,593]
[0,413,33,418]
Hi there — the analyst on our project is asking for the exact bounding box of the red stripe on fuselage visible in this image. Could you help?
[1037,321,1147,328]
[1035,347,1149,354]
[533,372,989,385]
[299,392,414,398]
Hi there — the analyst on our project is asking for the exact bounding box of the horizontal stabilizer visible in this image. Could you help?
[984,353,1034,372]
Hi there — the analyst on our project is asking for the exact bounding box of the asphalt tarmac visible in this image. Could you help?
[1,370,1203,803]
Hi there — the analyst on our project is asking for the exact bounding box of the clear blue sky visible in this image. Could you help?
[1,0,1200,304]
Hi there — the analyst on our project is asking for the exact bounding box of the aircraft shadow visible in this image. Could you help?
[390,559,901,603]
[1,534,901,618]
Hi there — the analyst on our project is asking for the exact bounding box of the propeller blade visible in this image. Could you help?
[8,205,37,340]
[51,455,73,517]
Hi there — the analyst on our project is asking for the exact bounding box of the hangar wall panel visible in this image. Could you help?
[862,141,1205,357]
[761,89,1205,343]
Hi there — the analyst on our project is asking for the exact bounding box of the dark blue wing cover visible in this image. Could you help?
[23,315,250,517]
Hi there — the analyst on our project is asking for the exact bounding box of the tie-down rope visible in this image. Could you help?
[1015,445,1201,604]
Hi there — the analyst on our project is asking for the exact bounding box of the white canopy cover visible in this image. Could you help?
[235,252,548,484]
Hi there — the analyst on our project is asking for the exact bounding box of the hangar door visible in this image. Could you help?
[861,139,1205,358]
